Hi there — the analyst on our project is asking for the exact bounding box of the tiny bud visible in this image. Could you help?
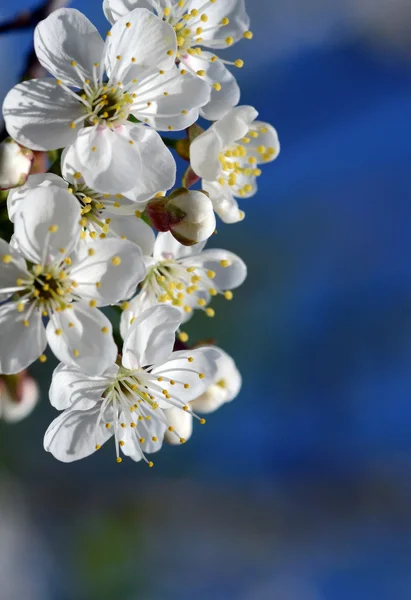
[147,188,216,246]
[0,371,39,423]
[0,139,34,190]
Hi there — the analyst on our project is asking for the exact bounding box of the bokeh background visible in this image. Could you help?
[1,1,411,598]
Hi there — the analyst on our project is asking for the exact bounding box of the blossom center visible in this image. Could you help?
[81,85,133,127]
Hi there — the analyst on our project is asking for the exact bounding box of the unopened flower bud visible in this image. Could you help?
[0,139,33,190]
[0,371,39,423]
[147,188,216,246]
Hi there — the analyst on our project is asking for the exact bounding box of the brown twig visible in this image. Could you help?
[0,0,68,34]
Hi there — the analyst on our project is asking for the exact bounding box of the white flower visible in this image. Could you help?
[44,304,219,464]
[164,346,241,444]
[8,170,156,256]
[121,231,246,334]
[0,139,33,191]
[0,184,146,375]
[2,7,210,194]
[147,188,216,246]
[103,0,252,120]
[190,105,280,223]
[0,371,39,423]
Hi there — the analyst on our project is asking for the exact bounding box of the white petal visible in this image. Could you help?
[190,347,242,413]
[71,238,145,304]
[0,377,39,423]
[183,248,246,291]
[124,125,176,201]
[34,8,104,87]
[153,231,207,261]
[247,120,281,164]
[181,54,240,121]
[122,304,182,370]
[132,67,210,131]
[108,215,155,256]
[150,347,220,404]
[164,406,193,444]
[202,180,243,224]
[0,238,29,301]
[13,184,80,264]
[49,362,118,411]
[190,128,222,181]
[46,302,117,375]
[189,0,250,48]
[213,105,258,147]
[121,410,166,459]
[44,406,113,463]
[2,78,84,151]
[119,289,155,339]
[72,125,143,194]
[0,303,46,374]
[104,8,176,81]
[103,0,152,24]
[7,173,68,222]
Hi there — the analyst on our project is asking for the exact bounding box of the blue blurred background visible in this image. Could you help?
[1,1,411,598]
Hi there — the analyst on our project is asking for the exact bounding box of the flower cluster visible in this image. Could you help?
[0,0,279,466]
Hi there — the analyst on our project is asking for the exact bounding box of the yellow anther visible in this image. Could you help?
[105,423,111,429]
[55,329,62,336]
[111,256,121,266]
[221,17,229,25]
[234,59,244,68]
[183,405,189,411]
[180,438,186,444]
[179,332,189,343]
[88,248,95,256]
[244,30,253,39]
[126,21,131,28]
[89,300,97,308]
[23,319,30,327]
[116,457,123,463]
[184,383,190,389]
[198,373,205,379]
[135,210,141,218]
[167,49,174,56]
[184,305,192,313]
[101,327,109,334]
[73,349,80,357]
[197,69,206,76]
[225,36,234,45]
[73,171,82,180]
[39,354,47,363]
[152,436,158,442]
[95,444,101,450]
[148,461,154,468]
[220,259,230,267]
[188,357,194,363]
[16,302,25,313]
[206,308,215,317]
[200,13,208,22]
[2,255,12,264]
[197,298,207,307]
[121,302,129,310]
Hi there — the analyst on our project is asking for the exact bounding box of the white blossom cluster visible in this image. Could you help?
[0,0,279,466]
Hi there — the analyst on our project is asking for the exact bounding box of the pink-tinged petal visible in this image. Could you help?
[34,8,104,87]
[3,78,84,151]
[46,302,117,375]
[13,184,80,264]
[0,376,39,423]
[70,238,146,305]
[0,303,46,374]
[44,405,113,463]
[122,305,182,370]
[104,8,176,81]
